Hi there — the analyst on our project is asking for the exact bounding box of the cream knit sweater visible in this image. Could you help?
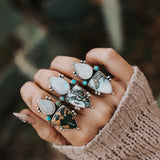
[53,66,160,160]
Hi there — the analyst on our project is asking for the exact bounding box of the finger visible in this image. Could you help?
[20,109,68,145]
[34,69,95,114]
[50,56,82,83]
[86,48,133,84]
[20,81,77,121]
[34,69,121,110]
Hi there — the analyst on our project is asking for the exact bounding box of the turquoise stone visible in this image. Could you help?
[94,66,99,71]
[60,96,65,101]
[88,71,112,94]
[46,116,51,121]
[49,76,70,95]
[82,81,88,85]
[66,85,90,108]
[71,79,76,84]
[51,105,77,129]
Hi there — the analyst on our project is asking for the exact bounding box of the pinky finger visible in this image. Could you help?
[13,109,69,145]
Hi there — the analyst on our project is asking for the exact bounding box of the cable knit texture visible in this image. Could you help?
[53,66,160,160]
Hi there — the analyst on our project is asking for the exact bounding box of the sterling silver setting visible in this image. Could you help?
[73,60,114,95]
[37,96,78,131]
[49,74,92,110]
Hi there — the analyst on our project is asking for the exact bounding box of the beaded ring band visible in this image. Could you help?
[49,74,92,110]
[37,96,78,131]
[73,60,114,96]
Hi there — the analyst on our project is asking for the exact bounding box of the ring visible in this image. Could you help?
[37,96,78,131]
[73,60,114,95]
[49,74,92,110]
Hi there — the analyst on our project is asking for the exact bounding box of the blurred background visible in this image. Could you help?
[0,0,160,159]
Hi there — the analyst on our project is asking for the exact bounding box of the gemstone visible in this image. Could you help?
[56,101,61,106]
[73,63,93,80]
[66,85,91,108]
[71,79,76,84]
[49,76,70,95]
[51,105,77,129]
[94,66,99,71]
[46,116,51,121]
[88,71,112,94]
[82,81,88,85]
[37,99,56,115]
[60,96,64,101]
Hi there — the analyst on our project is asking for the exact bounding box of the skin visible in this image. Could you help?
[20,48,133,146]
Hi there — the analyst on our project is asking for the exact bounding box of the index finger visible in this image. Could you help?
[86,48,133,84]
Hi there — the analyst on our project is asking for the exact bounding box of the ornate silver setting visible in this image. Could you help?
[73,61,114,95]
[49,74,92,110]
[37,96,78,131]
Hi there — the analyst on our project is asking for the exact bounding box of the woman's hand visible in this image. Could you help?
[18,48,133,146]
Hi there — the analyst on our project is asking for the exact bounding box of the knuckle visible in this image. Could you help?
[39,129,54,141]
[104,48,117,60]
[86,48,99,57]
[50,56,63,68]
[20,109,32,115]
[34,69,45,81]
[20,81,34,95]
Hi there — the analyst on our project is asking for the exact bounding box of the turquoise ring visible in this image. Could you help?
[37,96,78,131]
[73,60,114,96]
[49,74,92,110]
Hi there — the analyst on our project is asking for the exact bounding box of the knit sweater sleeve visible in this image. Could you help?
[52,66,160,160]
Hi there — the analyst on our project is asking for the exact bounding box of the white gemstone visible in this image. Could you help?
[88,71,112,94]
[49,76,70,95]
[73,63,93,80]
[66,85,91,108]
[38,99,56,115]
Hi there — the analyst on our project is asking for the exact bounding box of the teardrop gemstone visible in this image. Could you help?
[66,85,91,108]
[49,76,70,95]
[88,71,112,94]
[51,105,77,129]
[73,63,93,80]
[38,99,56,115]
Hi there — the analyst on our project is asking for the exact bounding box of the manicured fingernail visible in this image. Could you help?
[13,112,35,125]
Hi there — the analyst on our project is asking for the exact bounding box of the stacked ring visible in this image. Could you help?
[49,74,92,110]
[73,60,114,95]
[37,96,78,131]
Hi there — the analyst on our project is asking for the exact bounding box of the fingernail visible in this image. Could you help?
[13,112,35,125]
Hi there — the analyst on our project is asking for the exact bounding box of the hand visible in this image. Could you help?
[18,48,133,146]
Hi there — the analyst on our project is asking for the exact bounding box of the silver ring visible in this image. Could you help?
[73,60,114,95]
[49,74,92,110]
[37,96,78,131]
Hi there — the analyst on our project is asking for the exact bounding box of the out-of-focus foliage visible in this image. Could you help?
[0,0,160,159]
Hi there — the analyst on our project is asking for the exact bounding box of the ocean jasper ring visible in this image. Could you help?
[73,60,114,96]
[37,96,78,131]
[49,74,92,110]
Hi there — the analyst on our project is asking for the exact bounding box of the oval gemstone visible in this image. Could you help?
[88,71,112,94]
[38,99,56,115]
[73,63,93,80]
[49,76,70,95]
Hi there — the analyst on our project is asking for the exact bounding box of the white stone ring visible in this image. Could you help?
[37,96,78,131]
[49,74,92,110]
[73,60,114,96]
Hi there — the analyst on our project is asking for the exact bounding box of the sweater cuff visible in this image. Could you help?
[53,66,160,160]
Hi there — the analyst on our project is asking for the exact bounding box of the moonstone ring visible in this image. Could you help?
[49,74,92,110]
[73,60,114,95]
[37,96,78,131]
